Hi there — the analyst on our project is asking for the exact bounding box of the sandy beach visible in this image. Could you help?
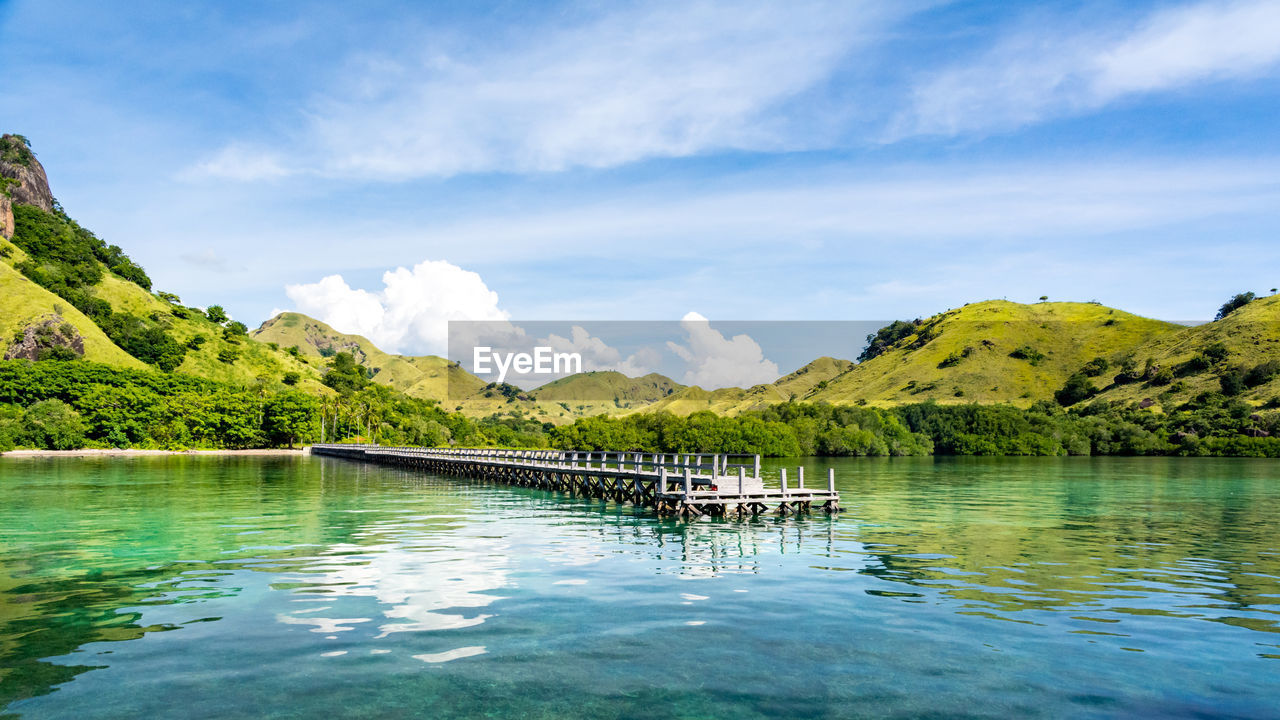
[1,448,310,458]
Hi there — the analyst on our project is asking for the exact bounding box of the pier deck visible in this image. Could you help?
[311,445,840,518]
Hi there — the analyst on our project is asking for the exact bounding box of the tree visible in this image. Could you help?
[23,399,86,449]
[322,352,370,394]
[1054,373,1097,406]
[1039,296,1048,302]
[282,371,300,386]
[224,320,248,336]
[858,320,918,362]
[263,391,317,448]
[1215,292,1255,321]
[205,305,228,324]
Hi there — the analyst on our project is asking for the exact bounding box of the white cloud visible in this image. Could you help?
[892,0,1280,138]
[284,259,507,354]
[666,312,779,389]
[194,0,910,180]
[182,143,291,181]
[541,326,659,377]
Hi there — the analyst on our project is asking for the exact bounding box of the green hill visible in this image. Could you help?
[1082,293,1280,407]
[638,356,855,417]
[251,312,485,402]
[807,300,1183,408]
[1,134,325,394]
[530,370,681,405]
[0,255,144,368]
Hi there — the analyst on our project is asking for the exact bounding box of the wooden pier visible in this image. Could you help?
[310,445,840,518]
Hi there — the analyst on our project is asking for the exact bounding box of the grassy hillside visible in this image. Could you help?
[0,243,143,368]
[91,276,328,393]
[638,357,855,417]
[531,370,681,408]
[1086,293,1280,407]
[252,312,485,402]
[810,301,1182,408]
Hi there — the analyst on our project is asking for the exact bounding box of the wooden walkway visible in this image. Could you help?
[310,445,840,518]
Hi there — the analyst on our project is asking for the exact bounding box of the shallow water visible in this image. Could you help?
[1,455,1278,718]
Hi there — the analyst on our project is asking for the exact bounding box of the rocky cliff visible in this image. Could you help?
[1,134,56,239]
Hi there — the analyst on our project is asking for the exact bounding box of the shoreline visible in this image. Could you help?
[1,448,310,458]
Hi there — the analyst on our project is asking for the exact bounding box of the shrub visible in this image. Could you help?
[1244,360,1280,389]
[1204,342,1229,362]
[1220,369,1246,396]
[205,305,228,324]
[1081,357,1109,377]
[1216,292,1255,321]
[282,371,300,386]
[1056,373,1096,406]
[217,347,239,364]
[858,320,918,362]
[36,346,79,362]
[1009,345,1046,365]
[23,399,86,449]
[1177,354,1211,376]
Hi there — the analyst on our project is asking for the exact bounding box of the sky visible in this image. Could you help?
[3,0,1279,377]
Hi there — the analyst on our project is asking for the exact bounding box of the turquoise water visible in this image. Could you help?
[1,455,1278,718]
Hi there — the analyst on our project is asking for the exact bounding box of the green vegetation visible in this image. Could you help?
[4,135,1280,457]
[0,355,496,451]
[543,396,1280,457]
[0,134,35,167]
[859,320,918,362]
[1216,291,1255,321]
[8,205,184,369]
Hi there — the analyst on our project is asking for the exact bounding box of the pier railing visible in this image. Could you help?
[310,444,839,518]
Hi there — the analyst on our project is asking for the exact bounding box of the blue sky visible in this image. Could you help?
[3,0,1280,360]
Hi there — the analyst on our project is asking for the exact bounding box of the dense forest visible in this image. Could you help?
[3,351,1277,457]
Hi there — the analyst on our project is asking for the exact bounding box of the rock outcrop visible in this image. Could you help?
[1,134,56,239]
[0,193,11,239]
[4,316,86,361]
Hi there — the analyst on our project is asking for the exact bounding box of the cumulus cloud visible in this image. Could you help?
[541,326,660,377]
[666,312,779,389]
[285,259,507,355]
[194,0,910,180]
[891,0,1280,139]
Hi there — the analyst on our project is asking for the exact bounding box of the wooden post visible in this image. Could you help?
[798,466,805,489]
[753,455,761,478]
[660,466,668,493]
[828,467,835,493]
[738,467,745,495]
[683,467,692,498]
[780,467,788,495]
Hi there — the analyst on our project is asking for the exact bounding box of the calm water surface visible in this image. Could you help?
[1,455,1278,718]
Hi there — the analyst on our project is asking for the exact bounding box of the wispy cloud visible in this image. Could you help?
[181,143,291,182]
[384,158,1280,262]
[891,0,1280,139]
[191,0,911,180]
